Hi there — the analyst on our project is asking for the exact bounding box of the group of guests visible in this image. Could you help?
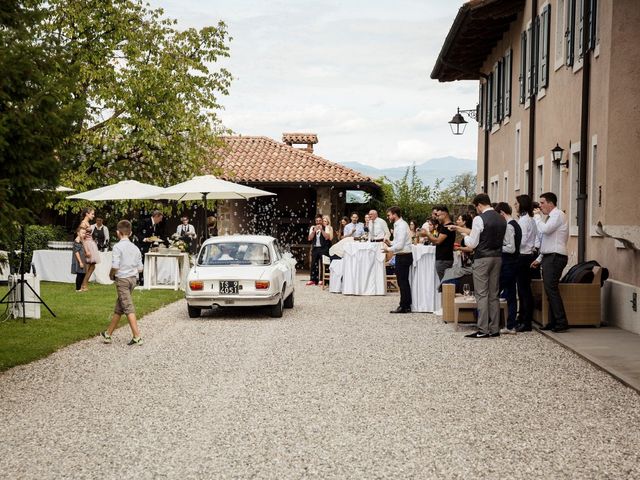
[70,208,201,290]
[306,210,392,286]
[313,192,570,338]
[447,191,569,337]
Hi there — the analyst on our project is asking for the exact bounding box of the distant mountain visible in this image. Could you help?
[340,156,477,187]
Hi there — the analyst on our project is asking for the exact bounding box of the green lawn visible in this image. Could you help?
[0,282,183,371]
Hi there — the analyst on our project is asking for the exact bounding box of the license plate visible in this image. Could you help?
[219,281,239,294]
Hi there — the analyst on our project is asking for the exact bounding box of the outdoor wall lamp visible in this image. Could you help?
[551,143,569,168]
[448,107,477,136]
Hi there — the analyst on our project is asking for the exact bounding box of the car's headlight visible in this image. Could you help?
[189,280,204,291]
[255,280,270,290]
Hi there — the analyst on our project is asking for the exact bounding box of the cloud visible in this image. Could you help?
[151,0,480,168]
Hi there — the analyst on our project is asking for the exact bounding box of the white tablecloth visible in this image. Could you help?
[31,250,113,284]
[329,259,344,293]
[0,250,9,283]
[143,252,190,290]
[409,245,441,312]
[342,242,386,296]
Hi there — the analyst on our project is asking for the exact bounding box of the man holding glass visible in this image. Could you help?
[452,194,506,338]
[531,192,570,332]
[384,206,413,313]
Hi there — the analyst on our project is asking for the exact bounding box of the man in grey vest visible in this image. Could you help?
[456,193,507,338]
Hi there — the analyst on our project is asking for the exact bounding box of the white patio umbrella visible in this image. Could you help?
[142,175,275,240]
[66,180,164,201]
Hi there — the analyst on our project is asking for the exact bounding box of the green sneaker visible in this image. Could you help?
[127,337,143,346]
[100,331,112,344]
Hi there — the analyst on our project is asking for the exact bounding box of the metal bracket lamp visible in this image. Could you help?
[448,107,478,136]
[551,143,569,168]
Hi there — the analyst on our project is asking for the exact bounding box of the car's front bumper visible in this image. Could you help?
[186,291,281,308]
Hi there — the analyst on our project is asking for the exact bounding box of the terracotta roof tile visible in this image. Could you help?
[207,136,375,185]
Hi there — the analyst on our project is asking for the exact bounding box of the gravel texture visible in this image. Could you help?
[1,275,640,479]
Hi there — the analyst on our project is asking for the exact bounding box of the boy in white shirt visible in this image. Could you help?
[100,220,144,345]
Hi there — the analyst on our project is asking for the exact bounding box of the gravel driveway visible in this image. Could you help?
[1,276,639,479]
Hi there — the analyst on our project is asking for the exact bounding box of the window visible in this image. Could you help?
[519,31,527,104]
[526,23,534,100]
[490,176,500,202]
[566,0,576,66]
[492,64,499,126]
[590,136,598,233]
[514,123,522,190]
[504,172,509,201]
[577,0,584,59]
[555,0,566,69]
[539,4,551,89]
[589,0,599,50]
[524,165,530,195]
[536,158,544,197]
[504,49,512,117]
[569,144,580,235]
[478,83,484,128]
[198,242,271,266]
[486,73,494,129]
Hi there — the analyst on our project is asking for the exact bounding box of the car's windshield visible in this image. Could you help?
[198,242,271,266]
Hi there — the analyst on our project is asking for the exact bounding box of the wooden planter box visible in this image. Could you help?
[531,274,602,327]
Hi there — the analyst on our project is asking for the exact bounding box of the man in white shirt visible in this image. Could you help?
[452,193,507,338]
[384,206,413,313]
[343,212,365,238]
[531,192,570,332]
[307,214,332,286]
[368,209,390,242]
[176,216,197,253]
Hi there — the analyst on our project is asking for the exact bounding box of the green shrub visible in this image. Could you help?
[8,225,67,273]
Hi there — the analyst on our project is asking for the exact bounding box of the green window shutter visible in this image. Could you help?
[505,49,512,116]
[531,17,539,97]
[566,0,575,66]
[519,32,527,104]
[487,73,494,128]
[526,25,533,98]
[492,65,498,124]
[589,0,598,49]
[478,82,484,128]
[495,59,504,123]
[540,4,551,89]
[577,0,584,58]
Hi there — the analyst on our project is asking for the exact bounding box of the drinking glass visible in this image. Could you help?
[462,284,471,298]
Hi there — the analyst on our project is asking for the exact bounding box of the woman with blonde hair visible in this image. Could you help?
[77,207,100,291]
[322,215,334,242]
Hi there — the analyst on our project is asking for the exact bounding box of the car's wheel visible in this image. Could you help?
[283,289,294,309]
[270,295,284,318]
[187,305,201,318]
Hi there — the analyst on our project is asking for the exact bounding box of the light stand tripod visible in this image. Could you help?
[0,226,55,322]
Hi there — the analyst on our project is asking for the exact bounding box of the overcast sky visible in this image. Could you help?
[151,0,478,169]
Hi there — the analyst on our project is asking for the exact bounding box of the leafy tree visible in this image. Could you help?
[0,0,84,247]
[49,0,233,207]
[439,171,477,206]
[373,165,443,223]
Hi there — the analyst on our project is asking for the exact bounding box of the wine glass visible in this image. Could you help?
[463,284,471,299]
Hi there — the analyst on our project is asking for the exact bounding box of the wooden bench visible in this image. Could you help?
[531,266,602,327]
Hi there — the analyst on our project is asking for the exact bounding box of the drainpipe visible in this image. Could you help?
[527,0,538,197]
[577,0,592,263]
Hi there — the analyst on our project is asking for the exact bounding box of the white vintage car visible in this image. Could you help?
[185,235,296,318]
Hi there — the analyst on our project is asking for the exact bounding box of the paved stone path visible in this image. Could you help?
[1,277,639,479]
